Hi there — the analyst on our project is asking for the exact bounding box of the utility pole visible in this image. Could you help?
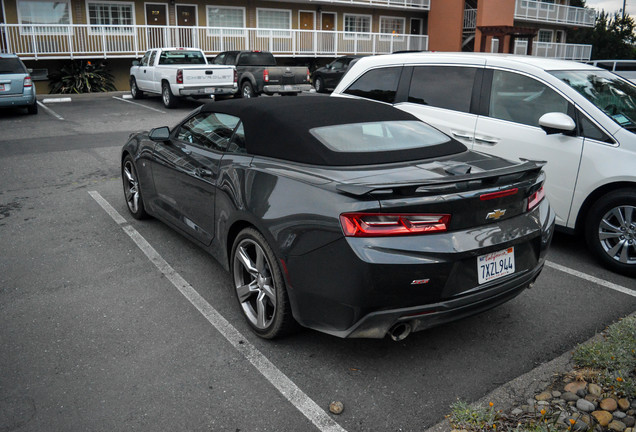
[623,0,627,19]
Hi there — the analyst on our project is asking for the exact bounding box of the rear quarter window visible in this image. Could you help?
[343,66,402,104]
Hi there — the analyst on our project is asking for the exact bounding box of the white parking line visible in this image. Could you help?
[88,190,346,432]
[42,97,72,103]
[545,260,636,298]
[112,96,166,113]
[37,101,64,120]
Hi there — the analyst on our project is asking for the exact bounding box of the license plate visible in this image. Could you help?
[283,85,295,91]
[205,87,215,93]
[0,84,4,91]
[477,247,515,284]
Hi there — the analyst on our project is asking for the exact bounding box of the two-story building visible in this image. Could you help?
[0,0,594,92]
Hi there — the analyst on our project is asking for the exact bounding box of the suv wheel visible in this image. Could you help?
[585,189,636,276]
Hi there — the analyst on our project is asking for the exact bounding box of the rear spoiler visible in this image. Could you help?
[336,160,546,197]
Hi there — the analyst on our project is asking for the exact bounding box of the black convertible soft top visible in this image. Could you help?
[204,97,466,166]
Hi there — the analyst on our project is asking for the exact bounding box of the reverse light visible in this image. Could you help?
[527,186,545,211]
[23,76,33,88]
[480,188,518,201]
[176,69,183,84]
[234,69,238,85]
[263,69,269,83]
[340,213,450,237]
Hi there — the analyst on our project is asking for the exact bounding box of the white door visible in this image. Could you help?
[473,69,584,226]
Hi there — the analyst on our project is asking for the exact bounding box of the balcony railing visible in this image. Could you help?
[269,0,430,10]
[514,40,592,61]
[514,0,596,27]
[464,8,477,30]
[0,24,428,60]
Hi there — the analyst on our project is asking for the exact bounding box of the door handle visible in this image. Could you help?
[195,168,213,178]
[474,136,499,145]
[451,130,474,142]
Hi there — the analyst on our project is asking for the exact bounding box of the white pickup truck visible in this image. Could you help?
[130,48,237,108]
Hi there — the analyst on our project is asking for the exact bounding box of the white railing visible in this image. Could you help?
[464,8,477,30]
[514,40,592,61]
[269,0,430,10]
[514,0,596,27]
[0,24,428,59]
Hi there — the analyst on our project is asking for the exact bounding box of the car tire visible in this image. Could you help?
[314,76,325,93]
[231,228,296,339]
[122,155,149,220]
[585,188,636,276]
[27,101,38,114]
[241,81,256,99]
[162,82,178,108]
[130,77,144,99]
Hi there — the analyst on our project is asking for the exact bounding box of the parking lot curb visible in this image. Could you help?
[424,310,636,432]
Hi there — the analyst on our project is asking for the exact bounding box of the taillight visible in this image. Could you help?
[234,69,238,84]
[340,213,451,237]
[527,186,545,211]
[306,68,310,82]
[176,69,183,84]
[23,76,33,88]
[480,188,518,201]
[263,69,269,83]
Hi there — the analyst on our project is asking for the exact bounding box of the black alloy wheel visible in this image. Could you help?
[122,155,148,220]
[231,228,295,338]
[585,189,636,276]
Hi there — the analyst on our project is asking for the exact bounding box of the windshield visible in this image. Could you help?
[551,69,636,130]
[310,121,450,153]
[0,58,27,74]
[158,50,206,65]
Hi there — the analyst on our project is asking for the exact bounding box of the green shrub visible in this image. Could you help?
[49,60,116,94]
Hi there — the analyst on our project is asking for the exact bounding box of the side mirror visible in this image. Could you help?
[132,60,140,66]
[149,126,170,141]
[539,112,576,135]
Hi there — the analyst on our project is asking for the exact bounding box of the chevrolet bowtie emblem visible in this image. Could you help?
[486,209,506,220]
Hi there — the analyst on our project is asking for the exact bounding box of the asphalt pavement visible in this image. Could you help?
[1,92,635,432]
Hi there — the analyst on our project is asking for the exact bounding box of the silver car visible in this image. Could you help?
[0,54,37,114]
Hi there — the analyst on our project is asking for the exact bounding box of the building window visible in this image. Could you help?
[379,16,405,40]
[207,6,246,36]
[344,14,371,40]
[257,8,292,38]
[538,30,553,43]
[87,2,134,33]
[17,0,71,34]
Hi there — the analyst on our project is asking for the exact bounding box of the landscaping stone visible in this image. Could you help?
[608,420,627,432]
[563,392,580,402]
[615,412,628,419]
[602,398,619,412]
[565,381,587,394]
[625,416,636,428]
[536,391,552,401]
[577,389,588,398]
[589,383,603,396]
[594,410,615,427]
[578,399,597,412]
[619,399,631,411]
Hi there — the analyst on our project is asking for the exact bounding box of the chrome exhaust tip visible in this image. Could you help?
[388,322,412,341]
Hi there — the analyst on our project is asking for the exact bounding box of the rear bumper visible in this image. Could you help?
[263,84,312,94]
[0,92,36,107]
[178,86,237,96]
[284,199,555,338]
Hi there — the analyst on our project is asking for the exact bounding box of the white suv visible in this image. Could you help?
[333,53,636,276]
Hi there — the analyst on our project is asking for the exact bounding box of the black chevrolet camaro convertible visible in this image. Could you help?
[121,97,555,340]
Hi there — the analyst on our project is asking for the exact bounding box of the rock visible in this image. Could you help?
[615,412,627,419]
[633,400,636,409]
[572,420,590,431]
[511,408,523,416]
[593,410,614,427]
[608,420,627,432]
[619,399,631,411]
[602,398,619,412]
[536,391,552,401]
[564,392,580,402]
[537,400,549,406]
[624,416,636,428]
[589,383,603,396]
[566,381,587,394]
[329,401,344,415]
[577,389,588,398]
[578,399,596,412]
[626,428,634,432]
[586,395,600,404]
[552,391,562,398]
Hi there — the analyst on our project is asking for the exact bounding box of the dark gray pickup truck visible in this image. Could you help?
[213,51,311,98]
